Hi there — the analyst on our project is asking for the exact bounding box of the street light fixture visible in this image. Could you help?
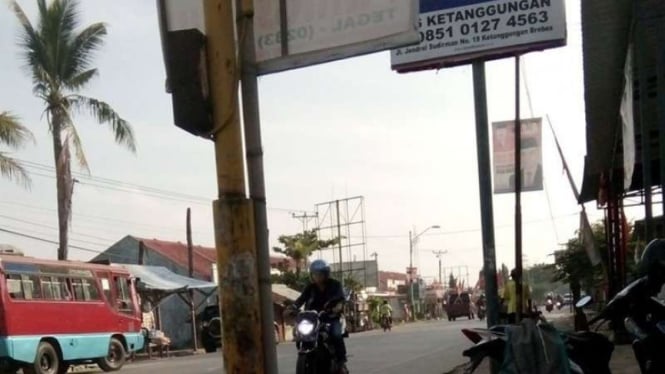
[408,225,440,319]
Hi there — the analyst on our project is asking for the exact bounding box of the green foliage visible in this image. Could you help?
[344,276,363,292]
[525,263,564,301]
[272,229,340,275]
[367,297,382,323]
[0,111,33,187]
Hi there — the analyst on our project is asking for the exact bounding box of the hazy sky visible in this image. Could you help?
[0,0,645,284]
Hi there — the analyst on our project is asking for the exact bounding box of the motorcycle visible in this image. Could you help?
[576,277,665,374]
[545,299,554,313]
[460,312,612,374]
[380,315,392,332]
[477,305,486,320]
[556,300,563,310]
[292,304,348,374]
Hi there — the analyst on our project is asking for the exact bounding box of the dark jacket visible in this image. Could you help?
[294,278,345,312]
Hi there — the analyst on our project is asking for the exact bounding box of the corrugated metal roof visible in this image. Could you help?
[579,0,633,202]
[121,264,217,291]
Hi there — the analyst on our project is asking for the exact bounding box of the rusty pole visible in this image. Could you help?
[204,0,265,372]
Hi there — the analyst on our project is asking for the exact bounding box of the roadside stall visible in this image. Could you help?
[119,264,218,357]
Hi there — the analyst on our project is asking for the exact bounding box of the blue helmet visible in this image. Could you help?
[309,259,330,277]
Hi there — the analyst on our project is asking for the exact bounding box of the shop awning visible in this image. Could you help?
[119,264,217,310]
[121,264,217,292]
[271,283,300,304]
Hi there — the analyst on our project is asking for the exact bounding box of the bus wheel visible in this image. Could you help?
[96,338,126,372]
[24,341,61,374]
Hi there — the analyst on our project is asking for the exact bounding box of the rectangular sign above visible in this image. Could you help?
[391,0,566,72]
[254,0,420,75]
[492,118,543,194]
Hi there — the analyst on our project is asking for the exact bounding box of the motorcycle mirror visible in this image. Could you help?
[575,295,592,309]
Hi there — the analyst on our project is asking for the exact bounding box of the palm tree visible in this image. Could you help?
[12,0,136,260]
[0,111,33,187]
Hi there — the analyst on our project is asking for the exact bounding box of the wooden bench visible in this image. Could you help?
[146,341,170,359]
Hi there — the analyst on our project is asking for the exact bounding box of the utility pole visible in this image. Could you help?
[292,212,318,232]
[335,200,344,287]
[432,250,448,284]
[408,230,414,319]
[186,208,198,352]
[204,0,271,372]
[371,252,379,288]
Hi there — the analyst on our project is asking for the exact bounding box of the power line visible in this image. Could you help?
[0,226,124,259]
[0,200,212,235]
[18,160,306,213]
[0,214,116,244]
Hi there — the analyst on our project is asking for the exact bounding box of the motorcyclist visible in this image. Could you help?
[289,260,347,368]
[380,300,393,325]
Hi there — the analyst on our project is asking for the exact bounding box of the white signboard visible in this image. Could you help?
[492,118,543,194]
[391,0,566,71]
[254,0,420,75]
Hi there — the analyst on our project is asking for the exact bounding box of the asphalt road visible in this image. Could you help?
[117,318,484,374]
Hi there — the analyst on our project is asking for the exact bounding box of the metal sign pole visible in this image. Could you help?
[472,61,500,329]
[514,55,523,323]
[237,0,279,372]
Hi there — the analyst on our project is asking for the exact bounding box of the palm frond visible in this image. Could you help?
[61,112,90,173]
[38,0,80,81]
[11,1,55,91]
[63,23,106,82]
[0,151,31,188]
[63,68,97,92]
[0,111,35,149]
[68,95,136,152]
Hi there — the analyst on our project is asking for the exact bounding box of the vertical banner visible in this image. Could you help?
[621,44,635,190]
[492,118,543,194]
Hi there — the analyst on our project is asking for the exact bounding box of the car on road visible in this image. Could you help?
[198,305,280,353]
[445,291,473,321]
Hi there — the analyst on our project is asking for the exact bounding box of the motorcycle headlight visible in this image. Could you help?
[297,320,315,336]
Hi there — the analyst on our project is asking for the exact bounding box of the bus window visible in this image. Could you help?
[100,277,112,302]
[21,275,41,300]
[41,277,71,300]
[71,279,85,301]
[82,279,100,301]
[114,276,134,314]
[6,274,23,299]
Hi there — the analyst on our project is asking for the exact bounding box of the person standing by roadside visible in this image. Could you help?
[502,268,532,323]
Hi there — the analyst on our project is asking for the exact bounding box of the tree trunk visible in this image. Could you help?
[51,115,72,260]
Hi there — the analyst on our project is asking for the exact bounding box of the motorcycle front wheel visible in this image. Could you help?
[296,354,313,374]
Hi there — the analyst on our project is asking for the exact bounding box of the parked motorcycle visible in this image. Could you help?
[293,305,348,374]
[576,277,665,374]
[460,311,612,374]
